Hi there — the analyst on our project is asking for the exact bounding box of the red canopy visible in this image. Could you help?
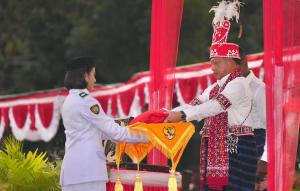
[0,53,263,142]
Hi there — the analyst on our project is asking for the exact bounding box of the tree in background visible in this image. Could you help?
[0,0,263,95]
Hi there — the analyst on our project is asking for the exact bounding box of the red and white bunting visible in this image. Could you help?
[0,53,264,141]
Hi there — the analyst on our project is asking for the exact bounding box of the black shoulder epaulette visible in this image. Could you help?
[79,92,88,98]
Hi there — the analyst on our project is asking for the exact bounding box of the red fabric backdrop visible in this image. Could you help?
[148,0,184,165]
[263,0,300,190]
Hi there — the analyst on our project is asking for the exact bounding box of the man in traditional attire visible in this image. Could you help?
[165,1,257,190]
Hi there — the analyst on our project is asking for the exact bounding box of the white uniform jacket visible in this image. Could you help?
[60,89,148,186]
[173,73,254,128]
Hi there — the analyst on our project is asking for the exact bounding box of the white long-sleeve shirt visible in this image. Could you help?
[245,71,266,130]
[173,73,254,128]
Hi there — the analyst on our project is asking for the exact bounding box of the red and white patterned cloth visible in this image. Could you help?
[210,21,241,59]
[173,69,254,190]
[209,1,242,59]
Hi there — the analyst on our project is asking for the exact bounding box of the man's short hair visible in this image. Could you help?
[232,47,245,65]
[233,58,242,65]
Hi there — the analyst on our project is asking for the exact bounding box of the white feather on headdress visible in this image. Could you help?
[210,0,243,25]
[210,1,228,25]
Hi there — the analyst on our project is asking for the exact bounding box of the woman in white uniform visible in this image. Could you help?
[60,57,148,191]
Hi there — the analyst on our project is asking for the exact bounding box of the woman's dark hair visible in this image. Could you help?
[64,57,95,90]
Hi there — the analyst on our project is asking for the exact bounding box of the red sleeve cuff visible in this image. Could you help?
[215,94,232,110]
[189,97,202,106]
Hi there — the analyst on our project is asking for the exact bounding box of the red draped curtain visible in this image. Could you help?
[148,0,184,165]
[263,0,300,190]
